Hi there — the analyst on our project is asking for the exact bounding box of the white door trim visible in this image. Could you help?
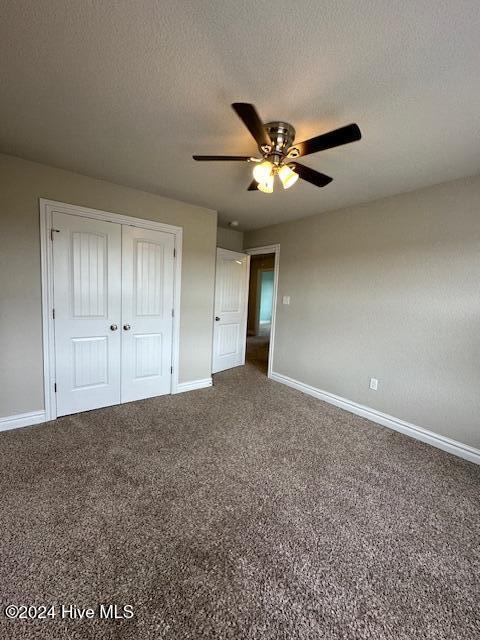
[244,244,280,380]
[40,198,183,421]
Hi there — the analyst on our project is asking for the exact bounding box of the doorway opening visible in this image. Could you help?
[245,246,279,377]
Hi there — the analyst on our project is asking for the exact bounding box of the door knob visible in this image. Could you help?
[123,324,131,331]
[215,316,220,321]
[110,324,118,331]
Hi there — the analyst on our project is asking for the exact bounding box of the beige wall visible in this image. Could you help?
[0,154,217,417]
[216,226,244,252]
[245,174,480,449]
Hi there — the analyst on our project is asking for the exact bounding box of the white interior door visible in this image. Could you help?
[212,248,250,374]
[121,226,175,402]
[52,212,122,416]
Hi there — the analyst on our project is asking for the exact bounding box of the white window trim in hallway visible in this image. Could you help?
[245,244,280,380]
[39,199,183,421]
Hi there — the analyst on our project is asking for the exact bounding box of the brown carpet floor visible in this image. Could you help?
[1,364,479,639]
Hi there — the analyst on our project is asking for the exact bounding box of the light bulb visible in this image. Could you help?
[257,174,274,193]
[253,160,273,183]
[278,164,299,189]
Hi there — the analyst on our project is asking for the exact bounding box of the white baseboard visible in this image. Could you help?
[0,410,46,433]
[270,371,480,465]
[174,378,213,394]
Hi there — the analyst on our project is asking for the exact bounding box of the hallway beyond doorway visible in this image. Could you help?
[246,253,275,376]
[246,334,269,374]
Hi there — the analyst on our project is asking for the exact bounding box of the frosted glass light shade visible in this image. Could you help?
[278,164,299,189]
[253,160,273,183]
[257,174,274,193]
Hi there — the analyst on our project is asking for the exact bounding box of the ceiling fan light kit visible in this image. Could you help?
[252,160,299,191]
[193,103,361,194]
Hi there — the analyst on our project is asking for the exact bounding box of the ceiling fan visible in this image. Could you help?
[193,103,361,193]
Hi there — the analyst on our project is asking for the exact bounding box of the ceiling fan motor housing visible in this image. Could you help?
[263,122,296,163]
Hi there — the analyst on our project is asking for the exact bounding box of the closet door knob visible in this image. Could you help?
[110,324,118,331]
[123,324,131,331]
[215,317,220,321]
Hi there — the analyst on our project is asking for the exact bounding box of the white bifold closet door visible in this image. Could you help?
[52,212,174,417]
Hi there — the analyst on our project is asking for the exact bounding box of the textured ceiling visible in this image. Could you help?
[1,1,480,230]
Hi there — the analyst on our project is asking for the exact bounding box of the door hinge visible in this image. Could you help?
[54,382,57,393]
[52,308,55,319]
[170,366,173,374]
[50,228,60,241]
[171,308,174,318]
[173,248,176,258]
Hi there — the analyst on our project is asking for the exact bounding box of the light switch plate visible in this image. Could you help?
[369,378,378,391]
[282,296,290,305]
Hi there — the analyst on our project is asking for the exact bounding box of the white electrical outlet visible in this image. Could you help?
[369,378,378,391]
[282,295,291,305]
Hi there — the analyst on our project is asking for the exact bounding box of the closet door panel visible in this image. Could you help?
[52,212,122,416]
[121,226,174,402]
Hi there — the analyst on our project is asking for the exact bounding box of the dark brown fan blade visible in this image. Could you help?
[291,162,333,188]
[232,103,272,149]
[247,179,259,191]
[292,124,361,157]
[192,155,251,161]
